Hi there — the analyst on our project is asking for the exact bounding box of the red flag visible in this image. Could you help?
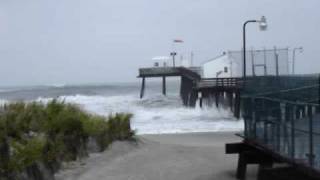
[173,39,184,43]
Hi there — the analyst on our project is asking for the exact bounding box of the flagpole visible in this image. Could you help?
[171,39,184,67]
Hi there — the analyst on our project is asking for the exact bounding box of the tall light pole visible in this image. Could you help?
[292,47,303,74]
[243,16,267,79]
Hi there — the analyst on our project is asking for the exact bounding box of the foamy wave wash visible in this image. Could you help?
[36,94,243,134]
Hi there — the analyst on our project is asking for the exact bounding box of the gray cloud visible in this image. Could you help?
[0,0,319,86]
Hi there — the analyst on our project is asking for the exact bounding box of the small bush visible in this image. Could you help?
[9,137,46,171]
[82,115,110,151]
[108,113,134,141]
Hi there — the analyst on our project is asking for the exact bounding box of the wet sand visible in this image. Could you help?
[56,132,258,180]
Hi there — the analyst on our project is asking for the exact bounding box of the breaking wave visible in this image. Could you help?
[35,94,243,134]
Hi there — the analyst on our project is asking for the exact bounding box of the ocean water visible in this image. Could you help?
[0,80,243,134]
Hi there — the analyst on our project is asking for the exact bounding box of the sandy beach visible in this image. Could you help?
[55,132,258,180]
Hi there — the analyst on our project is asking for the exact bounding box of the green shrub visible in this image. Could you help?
[81,115,111,151]
[107,113,134,141]
[42,101,88,161]
[9,137,45,171]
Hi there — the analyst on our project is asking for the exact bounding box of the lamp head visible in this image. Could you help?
[259,16,267,31]
[299,47,303,53]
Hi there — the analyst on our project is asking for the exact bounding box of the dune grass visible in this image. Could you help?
[0,100,134,179]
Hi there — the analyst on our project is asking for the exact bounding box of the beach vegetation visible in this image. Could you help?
[0,100,134,180]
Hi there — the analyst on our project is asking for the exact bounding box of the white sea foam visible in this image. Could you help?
[35,94,243,135]
[0,99,9,106]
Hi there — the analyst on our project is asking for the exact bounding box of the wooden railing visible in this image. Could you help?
[197,78,242,89]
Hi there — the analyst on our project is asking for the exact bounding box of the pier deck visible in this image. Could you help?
[138,67,202,80]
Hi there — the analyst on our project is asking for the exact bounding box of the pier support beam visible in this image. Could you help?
[227,92,234,112]
[140,77,145,99]
[215,92,219,108]
[234,91,241,118]
[162,76,166,96]
[199,92,203,108]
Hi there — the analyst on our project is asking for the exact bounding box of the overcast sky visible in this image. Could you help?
[0,0,319,86]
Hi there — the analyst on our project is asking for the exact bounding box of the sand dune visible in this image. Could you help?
[55,132,258,180]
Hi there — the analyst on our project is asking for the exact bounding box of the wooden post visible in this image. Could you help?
[251,49,255,76]
[236,152,247,180]
[199,92,203,108]
[318,75,320,112]
[180,76,187,105]
[291,105,296,159]
[257,162,273,180]
[162,76,166,96]
[262,99,268,144]
[307,105,315,167]
[274,47,279,76]
[189,89,198,107]
[243,98,249,137]
[251,98,257,138]
[215,92,219,108]
[275,53,279,76]
[276,102,281,152]
[302,105,307,118]
[234,91,241,119]
[227,92,233,112]
[283,103,290,155]
[140,77,145,99]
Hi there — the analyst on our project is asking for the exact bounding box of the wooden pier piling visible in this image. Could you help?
[140,77,145,99]
[196,78,243,118]
[162,76,166,96]
[198,92,203,108]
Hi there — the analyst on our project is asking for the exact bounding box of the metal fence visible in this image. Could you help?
[241,75,320,171]
[228,47,289,77]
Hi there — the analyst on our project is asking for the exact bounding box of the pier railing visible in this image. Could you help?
[197,78,242,89]
[241,75,320,173]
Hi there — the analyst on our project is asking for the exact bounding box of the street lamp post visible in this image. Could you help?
[243,16,267,79]
[292,47,303,74]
